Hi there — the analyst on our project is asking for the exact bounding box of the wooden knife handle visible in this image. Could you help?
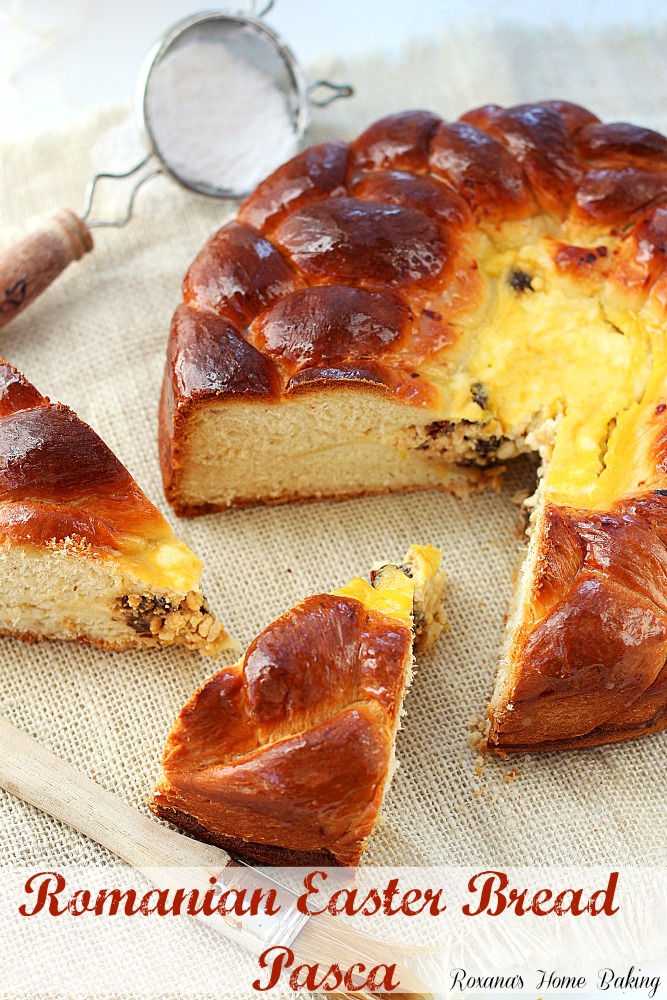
[0,210,93,329]
[0,714,229,871]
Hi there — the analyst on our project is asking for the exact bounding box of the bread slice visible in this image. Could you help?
[150,545,445,866]
[0,359,233,655]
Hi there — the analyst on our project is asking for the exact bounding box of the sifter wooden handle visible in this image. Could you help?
[0,714,229,871]
[0,210,93,329]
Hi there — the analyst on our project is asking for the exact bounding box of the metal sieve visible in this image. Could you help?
[0,1,353,328]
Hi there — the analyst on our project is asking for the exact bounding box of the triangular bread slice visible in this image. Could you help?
[0,359,233,655]
[150,545,445,866]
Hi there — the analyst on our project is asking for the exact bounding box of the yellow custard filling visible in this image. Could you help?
[334,544,441,626]
[419,227,665,511]
[111,530,202,594]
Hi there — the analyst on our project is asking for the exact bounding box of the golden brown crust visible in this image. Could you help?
[237,140,350,235]
[0,358,168,556]
[573,167,667,226]
[165,469,488,518]
[151,803,341,866]
[0,624,216,655]
[0,362,45,416]
[487,712,667,753]
[575,122,667,169]
[255,285,411,373]
[350,110,442,174]
[488,493,667,750]
[0,625,142,653]
[183,223,304,327]
[429,119,535,221]
[273,197,449,288]
[150,594,413,866]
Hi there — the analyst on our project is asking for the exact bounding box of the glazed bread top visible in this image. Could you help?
[154,594,412,865]
[0,359,201,592]
[152,545,444,865]
[491,491,667,747]
[166,101,667,508]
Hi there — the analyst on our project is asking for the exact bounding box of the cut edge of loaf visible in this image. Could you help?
[372,547,447,838]
[0,541,236,656]
[162,388,508,516]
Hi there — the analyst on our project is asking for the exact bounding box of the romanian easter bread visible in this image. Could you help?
[159,101,667,750]
[0,359,233,654]
[151,545,445,866]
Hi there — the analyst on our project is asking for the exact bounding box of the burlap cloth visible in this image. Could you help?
[2,18,667,895]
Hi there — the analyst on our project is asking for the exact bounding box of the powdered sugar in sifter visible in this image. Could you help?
[0,1,352,329]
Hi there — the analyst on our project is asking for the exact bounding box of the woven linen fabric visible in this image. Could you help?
[1,11,667,938]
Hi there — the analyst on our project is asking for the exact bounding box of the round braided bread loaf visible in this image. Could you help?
[160,102,667,750]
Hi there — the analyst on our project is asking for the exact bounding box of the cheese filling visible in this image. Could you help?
[118,534,203,594]
[335,543,445,645]
[414,227,660,511]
